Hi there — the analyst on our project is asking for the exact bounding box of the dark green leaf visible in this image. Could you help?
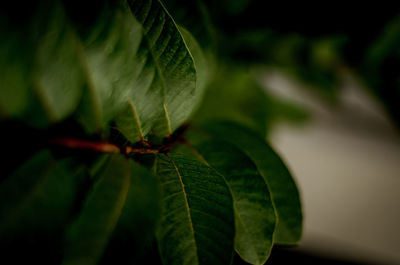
[63,155,131,265]
[203,121,302,244]
[191,140,276,265]
[363,16,400,125]
[0,150,87,264]
[100,159,161,264]
[155,154,234,265]
[162,0,216,49]
[0,150,84,235]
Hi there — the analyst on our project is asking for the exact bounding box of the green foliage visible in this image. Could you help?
[200,122,302,244]
[0,151,83,237]
[63,155,131,265]
[193,66,309,137]
[9,0,369,264]
[190,140,276,265]
[1,0,198,142]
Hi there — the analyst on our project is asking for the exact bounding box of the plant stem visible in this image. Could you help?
[49,138,159,155]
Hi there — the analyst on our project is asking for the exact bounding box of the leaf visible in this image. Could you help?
[192,65,310,136]
[100,160,161,264]
[74,0,197,142]
[192,67,271,137]
[363,16,400,125]
[163,0,217,111]
[0,22,31,119]
[203,121,303,244]
[0,150,87,263]
[178,26,213,111]
[1,0,199,143]
[0,150,84,234]
[190,140,276,265]
[63,155,131,265]
[162,0,216,49]
[31,2,87,123]
[0,2,89,127]
[155,154,234,265]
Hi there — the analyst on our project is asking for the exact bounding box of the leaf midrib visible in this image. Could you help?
[129,0,172,135]
[170,156,199,264]
[187,143,267,265]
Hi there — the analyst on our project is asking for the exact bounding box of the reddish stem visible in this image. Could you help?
[49,138,121,153]
[49,138,160,155]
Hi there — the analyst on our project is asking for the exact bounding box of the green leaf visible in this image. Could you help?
[0,151,54,231]
[76,0,197,142]
[191,140,276,265]
[178,26,213,111]
[0,1,88,126]
[74,1,145,137]
[192,67,271,137]
[203,121,303,244]
[0,150,86,262]
[155,154,234,265]
[0,150,84,234]
[0,24,31,119]
[1,0,199,142]
[162,0,217,49]
[192,65,309,136]
[31,2,87,123]
[99,158,161,264]
[63,155,131,265]
[362,16,400,125]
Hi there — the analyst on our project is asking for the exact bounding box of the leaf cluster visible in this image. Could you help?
[0,1,305,265]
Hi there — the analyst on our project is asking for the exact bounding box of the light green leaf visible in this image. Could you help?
[192,67,271,137]
[0,25,31,119]
[203,121,302,244]
[78,2,146,138]
[0,1,88,126]
[31,2,86,123]
[191,140,276,265]
[63,155,131,265]
[155,154,234,265]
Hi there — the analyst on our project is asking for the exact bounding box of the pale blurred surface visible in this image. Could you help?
[262,69,400,265]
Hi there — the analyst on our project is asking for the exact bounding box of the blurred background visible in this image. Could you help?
[264,68,400,265]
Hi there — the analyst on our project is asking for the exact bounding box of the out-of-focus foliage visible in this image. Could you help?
[362,15,400,125]
[193,65,309,137]
[0,0,199,143]
[196,1,400,124]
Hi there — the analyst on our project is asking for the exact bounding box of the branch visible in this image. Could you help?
[48,123,191,155]
[49,138,160,155]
